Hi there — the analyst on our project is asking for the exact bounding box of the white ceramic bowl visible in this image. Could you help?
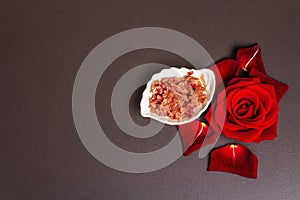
[140,67,215,125]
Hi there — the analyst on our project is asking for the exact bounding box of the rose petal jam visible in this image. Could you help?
[149,71,209,121]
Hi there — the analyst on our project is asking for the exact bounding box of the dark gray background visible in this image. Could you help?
[1,0,299,199]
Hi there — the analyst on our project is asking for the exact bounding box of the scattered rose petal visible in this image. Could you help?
[208,144,258,178]
[178,121,208,156]
[178,121,217,156]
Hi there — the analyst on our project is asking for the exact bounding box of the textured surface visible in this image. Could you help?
[0,0,299,199]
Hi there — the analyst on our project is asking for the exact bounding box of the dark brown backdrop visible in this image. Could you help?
[1,0,299,199]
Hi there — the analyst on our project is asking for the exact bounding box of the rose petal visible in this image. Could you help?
[222,127,263,143]
[229,88,260,118]
[253,119,278,143]
[226,88,242,116]
[253,84,278,128]
[208,144,258,178]
[226,77,261,90]
[178,120,219,156]
[226,115,246,130]
[208,89,227,134]
[178,121,212,156]
[233,99,253,118]
[249,68,289,102]
[258,84,277,113]
[230,88,266,126]
[185,128,218,157]
[177,121,205,152]
[210,59,240,93]
[236,44,266,74]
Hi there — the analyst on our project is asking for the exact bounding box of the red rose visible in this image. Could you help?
[212,77,278,143]
[206,45,289,143]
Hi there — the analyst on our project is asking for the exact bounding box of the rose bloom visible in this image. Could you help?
[212,77,278,143]
[205,45,288,143]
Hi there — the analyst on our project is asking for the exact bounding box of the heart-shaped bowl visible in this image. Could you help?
[140,67,215,125]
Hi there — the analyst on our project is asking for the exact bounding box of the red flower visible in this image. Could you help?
[206,45,288,143]
[211,77,279,143]
[208,144,258,179]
